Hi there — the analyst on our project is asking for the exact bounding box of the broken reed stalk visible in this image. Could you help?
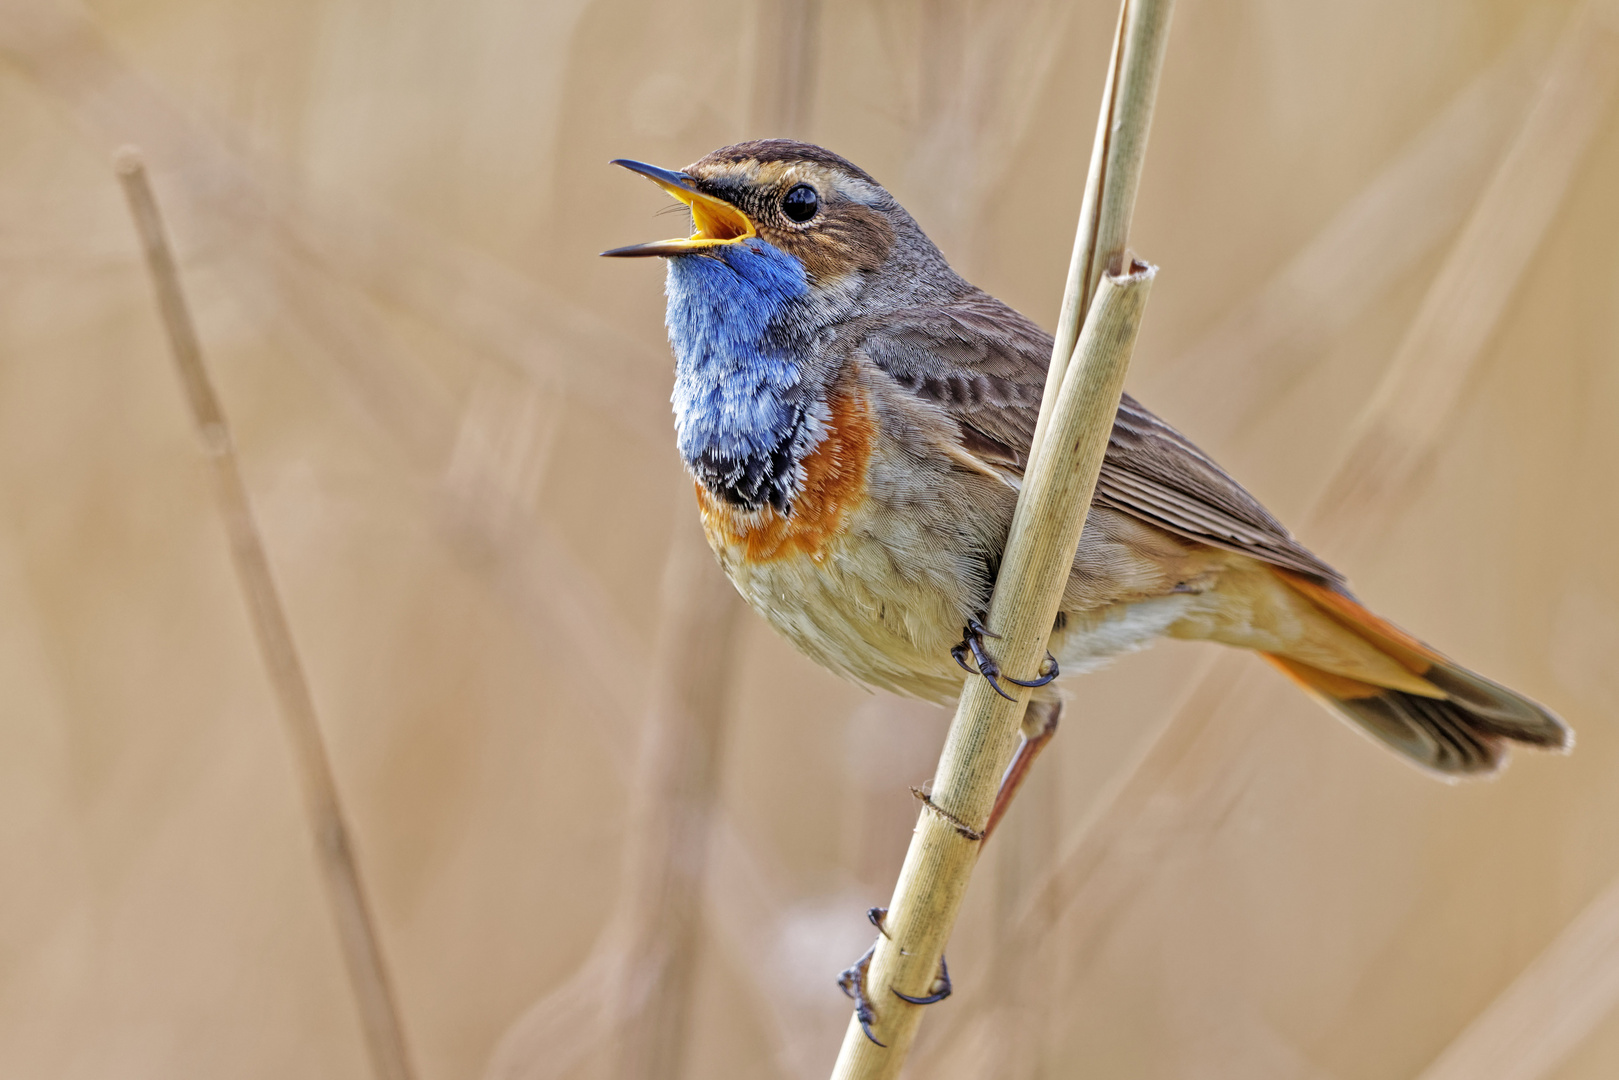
[827,3,1173,1075]
[115,149,417,1080]
[1030,0,1174,466]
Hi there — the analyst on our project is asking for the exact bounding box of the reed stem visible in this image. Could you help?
[115,149,417,1080]
[827,4,1173,1074]
[1029,0,1174,468]
[829,260,1156,1078]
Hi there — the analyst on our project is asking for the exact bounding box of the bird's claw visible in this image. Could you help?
[952,618,1059,700]
[838,907,951,1045]
[837,943,885,1047]
[893,953,951,1005]
[1014,652,1061,688]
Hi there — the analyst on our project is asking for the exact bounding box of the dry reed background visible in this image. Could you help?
[1,1,1617,1078]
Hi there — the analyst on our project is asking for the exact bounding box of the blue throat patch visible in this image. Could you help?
[665,239,821,514]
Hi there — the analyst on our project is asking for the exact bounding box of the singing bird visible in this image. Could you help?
[603,139,1570,810]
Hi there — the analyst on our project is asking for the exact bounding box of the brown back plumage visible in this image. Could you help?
[850,282,1569,774]
[850,287,1344,582]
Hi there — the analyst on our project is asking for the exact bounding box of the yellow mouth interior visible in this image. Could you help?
[688,194,754,244]
[646,177,756,249]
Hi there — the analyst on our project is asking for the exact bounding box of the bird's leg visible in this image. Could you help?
[952,618,1058,702]
[838,907,953,1043]
[982,698,1062,842]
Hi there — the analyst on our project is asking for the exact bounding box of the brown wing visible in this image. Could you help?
[855,290,1345,586]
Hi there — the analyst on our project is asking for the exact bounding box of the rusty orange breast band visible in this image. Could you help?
[696,381,876,564]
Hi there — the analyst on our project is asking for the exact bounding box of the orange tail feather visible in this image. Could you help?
[1266,571,1571,776]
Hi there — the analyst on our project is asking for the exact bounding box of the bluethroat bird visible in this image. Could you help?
[603,139,1570,1036]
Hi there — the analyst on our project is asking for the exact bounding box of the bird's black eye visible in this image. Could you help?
[781,184,819,223]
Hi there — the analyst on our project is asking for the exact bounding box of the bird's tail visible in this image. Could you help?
[1263,570,1571,776]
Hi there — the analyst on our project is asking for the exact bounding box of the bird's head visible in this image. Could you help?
[602,139,955,306]
[601,141,964,516]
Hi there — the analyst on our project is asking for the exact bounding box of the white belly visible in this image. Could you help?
[707,501,1197,704]
[707,501,975,702]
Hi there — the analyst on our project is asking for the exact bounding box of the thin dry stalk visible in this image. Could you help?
[64,62,789,1079]
[0,3,671,444]
[1415,872,1619,1080]
[114,151,417,1080]
[1006,0,1619,995]
[1,3,661,726]
[28,26,665,1072]
[4,2,654,722]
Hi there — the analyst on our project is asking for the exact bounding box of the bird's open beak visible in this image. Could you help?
[601,159,758,257]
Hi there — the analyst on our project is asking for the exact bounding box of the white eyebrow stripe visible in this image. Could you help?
[835,175,884,205]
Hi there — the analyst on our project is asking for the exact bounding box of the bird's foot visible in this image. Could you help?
[893,952,952,1005]
[838,908,952,1046]
[951,617,1058,701]
[837,942,883,1047]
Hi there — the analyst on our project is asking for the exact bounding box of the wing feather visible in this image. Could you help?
[853,290,1344,585]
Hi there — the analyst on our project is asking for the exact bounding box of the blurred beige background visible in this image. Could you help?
[2,0,1618,1078]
